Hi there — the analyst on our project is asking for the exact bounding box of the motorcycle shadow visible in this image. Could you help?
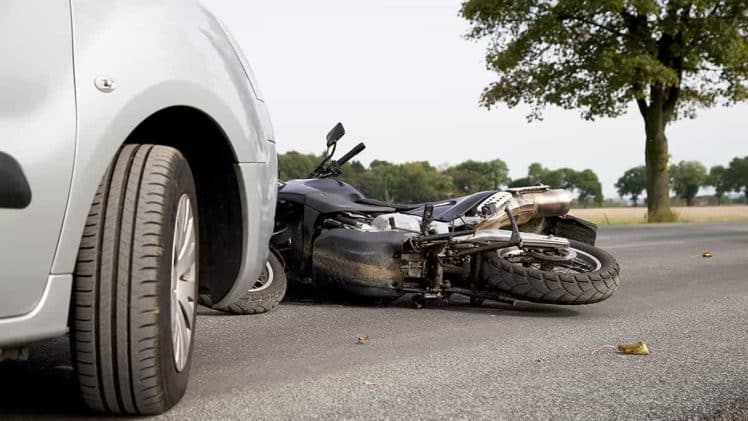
[284,291,580,319]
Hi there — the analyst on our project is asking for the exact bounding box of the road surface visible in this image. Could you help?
[2,223,747,419]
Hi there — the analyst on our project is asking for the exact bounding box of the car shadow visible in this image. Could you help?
[0,337,91,418]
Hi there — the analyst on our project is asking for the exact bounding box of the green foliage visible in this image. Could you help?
[670,160,708,206]
[446,160,510,193]
[707,165,730,204]
[573,169,605,206]
[726,156,748,202]
[278,151,508,203]
[615,166,647,206]
[278,151,320,180]
[514,162,603,205]
[460,0,748,121]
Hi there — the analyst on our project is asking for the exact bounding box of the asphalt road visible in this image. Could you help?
[2,223,747,420]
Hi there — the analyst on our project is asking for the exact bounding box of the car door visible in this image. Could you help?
[0,1,76,318]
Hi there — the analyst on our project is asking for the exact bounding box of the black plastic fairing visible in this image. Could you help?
[313,229,406,296]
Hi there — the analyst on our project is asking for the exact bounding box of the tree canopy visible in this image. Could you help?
[509,162,603,205]
[460,0,748,120]
[726,156,748,202]
[670,160,708,206]
[447,160,510,193]
[707,165,731,203]
[278,152,510,203]
[615,165,647,206]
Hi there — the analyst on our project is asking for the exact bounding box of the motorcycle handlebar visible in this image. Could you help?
[336,142,366,167]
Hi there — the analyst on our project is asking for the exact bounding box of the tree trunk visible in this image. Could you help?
[644,108,673,221]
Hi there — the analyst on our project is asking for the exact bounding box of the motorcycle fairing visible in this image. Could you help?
[313,229,405,297]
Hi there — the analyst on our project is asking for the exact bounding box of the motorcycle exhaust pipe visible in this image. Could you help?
[477,189,572,229]
[515,189,573,218]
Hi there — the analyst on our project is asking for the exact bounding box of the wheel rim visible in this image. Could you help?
[248,261,274,292]
[499,246,602,273]
[170,194,196,373]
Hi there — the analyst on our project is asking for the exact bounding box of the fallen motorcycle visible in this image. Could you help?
[271,123,620,306]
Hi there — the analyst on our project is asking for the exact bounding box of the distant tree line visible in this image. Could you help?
[278,152,603,205]
[616,157,748,206]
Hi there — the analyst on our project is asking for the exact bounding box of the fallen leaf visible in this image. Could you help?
[617,341,650,355]
[702,251,713,258]
[357,335,369,345]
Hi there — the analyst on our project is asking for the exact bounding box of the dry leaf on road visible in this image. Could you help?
[617,341,650,355]
[357,335,369,345]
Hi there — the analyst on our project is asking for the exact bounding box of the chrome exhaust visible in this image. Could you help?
[475,187,572,230]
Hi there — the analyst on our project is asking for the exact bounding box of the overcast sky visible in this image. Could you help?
[202,0,746,198]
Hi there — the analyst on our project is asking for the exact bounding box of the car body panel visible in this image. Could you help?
[0,1,77,318]
[53,0,275,302]
[52,0,274,276]
[1,0,277,345]
[0,275,72,347]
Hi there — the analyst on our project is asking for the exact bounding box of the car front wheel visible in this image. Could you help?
[71,144,198,415]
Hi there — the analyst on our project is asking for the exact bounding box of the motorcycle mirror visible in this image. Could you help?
[326,122,345,147]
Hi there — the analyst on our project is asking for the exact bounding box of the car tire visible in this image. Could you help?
[224,253,286,314]
[71,144,199,415]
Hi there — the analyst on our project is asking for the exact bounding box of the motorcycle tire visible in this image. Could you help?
[480,239,620,305]
[224,253,287,314]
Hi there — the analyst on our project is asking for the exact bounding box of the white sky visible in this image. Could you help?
[202,0,747,198]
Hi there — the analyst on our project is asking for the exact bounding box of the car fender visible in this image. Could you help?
[52,0,275,280]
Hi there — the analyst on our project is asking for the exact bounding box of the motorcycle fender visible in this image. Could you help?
[312,229,406,297]
[544,215,598,246]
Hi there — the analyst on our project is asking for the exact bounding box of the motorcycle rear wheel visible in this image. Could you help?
[480,240,620,305]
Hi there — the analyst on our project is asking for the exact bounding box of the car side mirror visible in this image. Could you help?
[326,122,345,147]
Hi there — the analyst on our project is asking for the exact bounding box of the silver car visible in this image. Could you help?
[0,0,277,415]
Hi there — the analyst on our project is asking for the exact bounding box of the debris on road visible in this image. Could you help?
[702,251,713,258]
[591,341,651,356]
[357,335,369,345]
[617,341,650,355]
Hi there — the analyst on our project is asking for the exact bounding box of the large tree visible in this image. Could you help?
[670,160,708,206]
[615,165,647,206]
[461,0,748,221]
